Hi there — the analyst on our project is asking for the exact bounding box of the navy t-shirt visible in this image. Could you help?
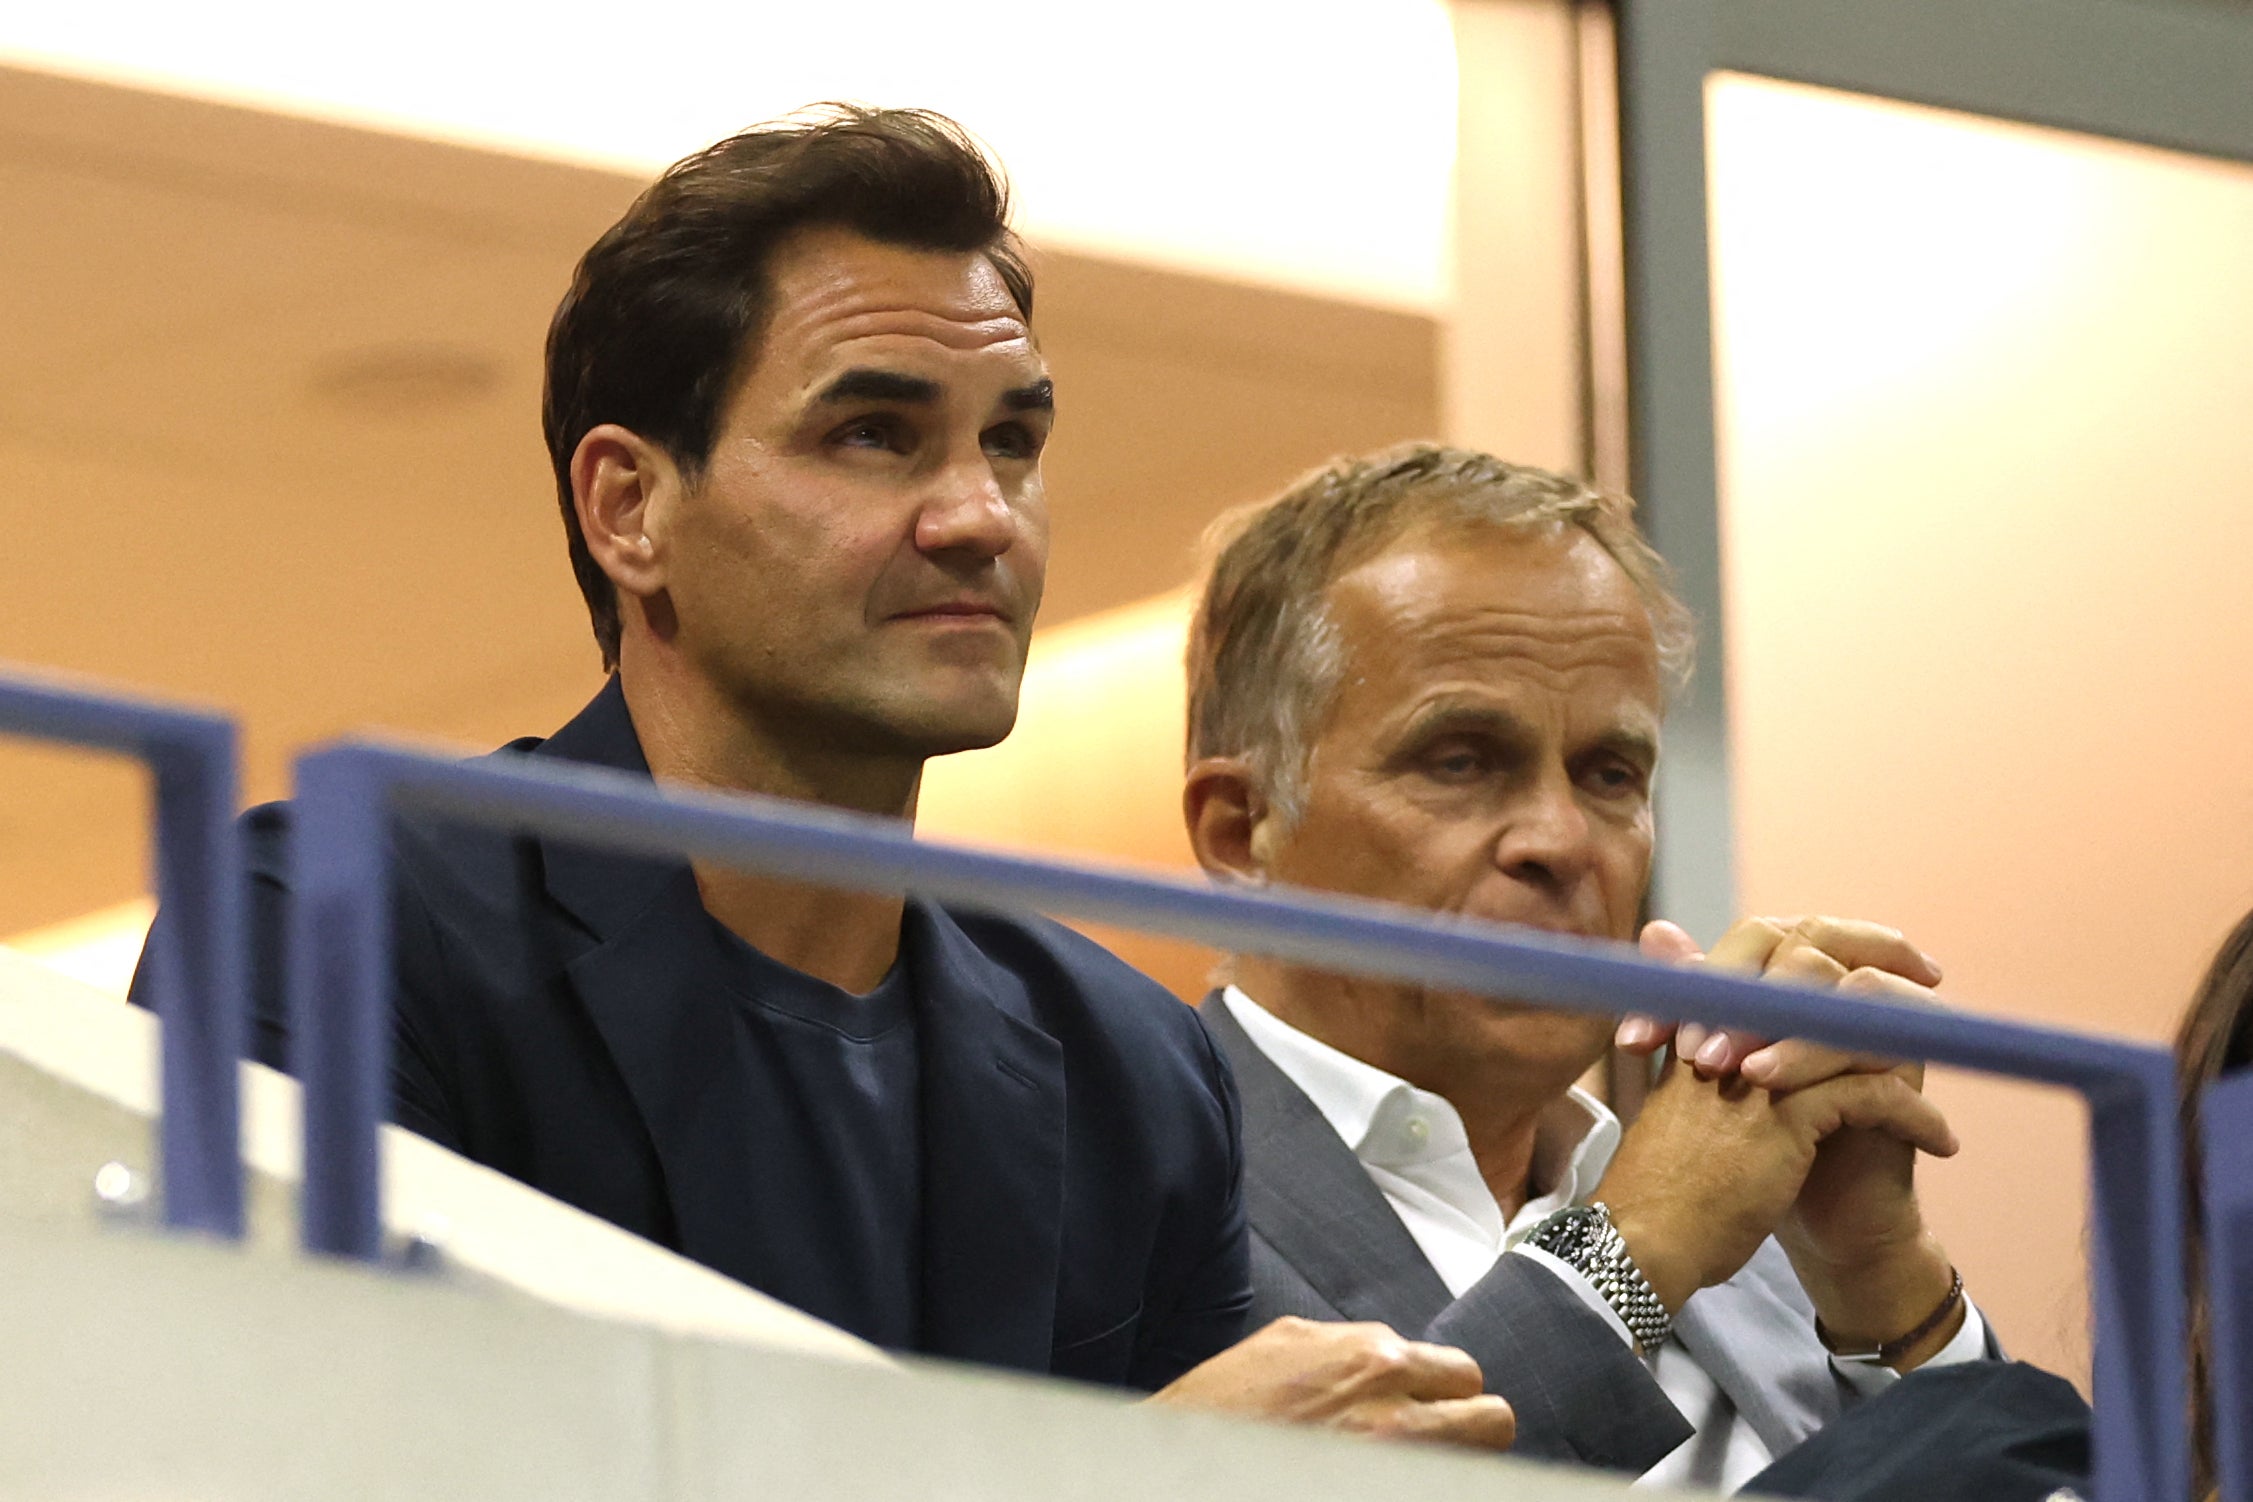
[702,914,922,1352]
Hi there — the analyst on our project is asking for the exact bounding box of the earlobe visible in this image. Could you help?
[1246,815,1280,871]
[572,423,678,600]
[1184,759,1274,886]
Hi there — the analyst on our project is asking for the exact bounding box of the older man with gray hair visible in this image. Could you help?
[1180,443,1995,1488]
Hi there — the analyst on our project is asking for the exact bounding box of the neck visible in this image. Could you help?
[616,644,919,995]
[1236,956,1557,1217]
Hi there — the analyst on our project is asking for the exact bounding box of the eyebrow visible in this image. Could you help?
[1004,378,1055,413]
[814,368,940,406]
[1590,725,1662,768]
[810,369,1055,414]
[1397,701,1660,765]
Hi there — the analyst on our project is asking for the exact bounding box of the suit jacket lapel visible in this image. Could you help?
[910,905,1066,1369]
[526,676,782,1286]
[520,679,1071,1365]
[1199,994,1453,1333]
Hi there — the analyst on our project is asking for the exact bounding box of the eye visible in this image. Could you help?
[832,414,912,453]
[1418,738,1494,784]
[982,419,1044,462]
[1579,756,1649,800]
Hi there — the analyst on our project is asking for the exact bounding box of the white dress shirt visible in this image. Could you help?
[1221,987,1988,1493]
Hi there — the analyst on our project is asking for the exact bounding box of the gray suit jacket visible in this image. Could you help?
[1200,994,1854,1475]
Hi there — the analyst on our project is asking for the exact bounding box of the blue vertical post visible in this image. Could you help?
[144,720,248,1238]
[2086,1064,2194,1502]
[0,671,246,1238]
[289,747,391,1260]
[2203,1071,2253,1502]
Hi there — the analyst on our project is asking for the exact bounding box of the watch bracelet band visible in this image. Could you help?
[1526,1201,1673,1351]
[1814,1264,1965,1364]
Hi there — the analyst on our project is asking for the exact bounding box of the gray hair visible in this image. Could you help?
[1185,443,1695,828]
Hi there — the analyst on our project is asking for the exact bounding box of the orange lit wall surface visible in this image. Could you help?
[915,594,1221,1001]
[1710,74,2253,1385]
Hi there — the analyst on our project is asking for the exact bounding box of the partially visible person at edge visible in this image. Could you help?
[1748,906,2253,1502]
[132,108,1513,1451]
[1180,443,1996,1490]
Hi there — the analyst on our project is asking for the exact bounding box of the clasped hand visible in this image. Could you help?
[1596,917,1963,1359]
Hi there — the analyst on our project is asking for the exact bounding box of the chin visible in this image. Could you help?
[905,702,1020,758]
[1474,1005,1616,1075]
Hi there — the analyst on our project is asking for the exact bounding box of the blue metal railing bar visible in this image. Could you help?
[289,736,2189,1501]
[2203,1071,2253,1502]
[0,671,246,1239]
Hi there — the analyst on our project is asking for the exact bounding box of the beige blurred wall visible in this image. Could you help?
[1709,73,2253,1386]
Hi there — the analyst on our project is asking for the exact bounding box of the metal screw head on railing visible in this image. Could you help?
[394,1216,452,1276]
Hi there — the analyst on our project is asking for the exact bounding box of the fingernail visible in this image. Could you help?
[1741,1048,1775,1081]
[1696,1035,1729,1069]
[1618,1017,1655,1048]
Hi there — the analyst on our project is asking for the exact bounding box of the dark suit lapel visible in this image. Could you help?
[520,679,1069,1362]
[560,877,786,1280]
[1199,993,1453,1333]
[526,676,781,1286]
[910,904,1066,1369]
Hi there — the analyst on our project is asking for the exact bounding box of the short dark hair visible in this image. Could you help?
[542,105,1034,668]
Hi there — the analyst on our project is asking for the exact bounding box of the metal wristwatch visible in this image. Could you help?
[1525,1201,1674,1351]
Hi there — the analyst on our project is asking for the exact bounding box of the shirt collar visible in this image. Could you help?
[1221,985,1622,1212]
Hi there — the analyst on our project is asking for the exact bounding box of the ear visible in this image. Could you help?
[571,422,684,602]
[1183,757,1279,884]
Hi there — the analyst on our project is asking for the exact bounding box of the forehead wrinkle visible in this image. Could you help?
[1379,609,1657,679]
[820,306,1035,353]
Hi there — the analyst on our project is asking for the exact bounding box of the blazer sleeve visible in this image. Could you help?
[1746,1360,2090,1502]
[1425,1251,1695,1473]
[1125,1017,1256,1390]
[129,801,468,1155]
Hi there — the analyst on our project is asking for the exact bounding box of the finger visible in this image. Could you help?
[1838,966,1944,1007]
[1344,1336,1484,1403]
[1639,920,1705,964]
[1739,1036,1887,1090]
[1621,924,1705,1056]
[1348,1394,1518,1452]
[1703,916,1792,975]
[1689,1026,1778,1079]
[1780,917,1943,987]
[1616,1015,1670,1055]
[1675,1021,1709,1063]
[1740,966,1933,1086]
[1782,1073,1959,1157]
[1762,936,1851,989]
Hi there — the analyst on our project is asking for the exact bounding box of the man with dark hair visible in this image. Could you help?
[137,109,1513,1448]
[1182,443,1995,1487]
[540,108,1038,673]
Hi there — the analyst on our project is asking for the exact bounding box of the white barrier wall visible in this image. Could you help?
[0,947,1667,1501]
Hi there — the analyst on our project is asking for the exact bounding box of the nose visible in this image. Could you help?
[914,457,1022,562]
[1493,768,1599,901]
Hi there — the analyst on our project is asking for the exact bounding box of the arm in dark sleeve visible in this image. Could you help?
[128,803,297,1072]
[1747,1361,2088,1502]
[1425,1251,1693,1473]
[1126,1019,1255,1391]
[130,802,465,1154]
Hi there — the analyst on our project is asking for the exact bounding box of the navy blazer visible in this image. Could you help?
[137,678,1252,1389]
